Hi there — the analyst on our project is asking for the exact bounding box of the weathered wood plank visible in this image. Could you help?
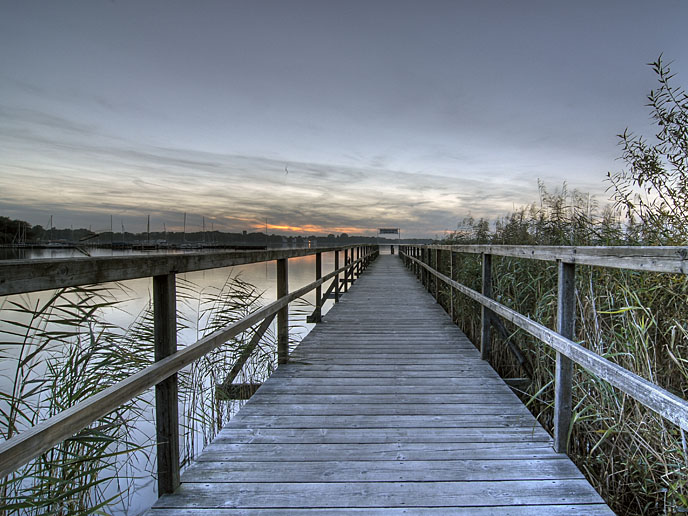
[250,382,511,395]
[228,414,540,428]
[235,403,534,417]
[198,441,563,462]
[242,393,523,404]
[211,427,552,444]
[147,506,613,515]
[154,479,607,508]
[181,458,585,482]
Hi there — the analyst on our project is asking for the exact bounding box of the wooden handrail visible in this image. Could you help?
[400,248,688,433]
[426,244,688,274]
[0,246,378,479]
[0,245,371,297]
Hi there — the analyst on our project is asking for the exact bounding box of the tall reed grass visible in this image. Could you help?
[0,271,277,515]
[439,183,687,515]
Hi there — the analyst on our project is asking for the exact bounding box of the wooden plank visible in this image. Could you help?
[148,506,613,515]
[235,403,533,417]
[228,414,541,429]
[210,427,552,444]
[181,458,585,482]
[241,393,523,404]
[198,441,562,462]
[250,383,511,395]
[153,479,607,509]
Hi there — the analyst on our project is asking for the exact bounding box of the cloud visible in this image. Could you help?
[0,104,595,237]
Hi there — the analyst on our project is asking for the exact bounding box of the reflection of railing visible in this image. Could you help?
[399,244,688,454]
[0,245,379,493]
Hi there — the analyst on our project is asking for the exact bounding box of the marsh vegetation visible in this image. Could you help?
[0,273,281,515]
[439,57,688,516]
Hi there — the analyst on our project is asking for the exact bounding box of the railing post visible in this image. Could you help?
[153,273,180,495]
[554,261,575,453]
[356,246,360,277]
[480,253,492,361]
[334,250,340,303]
[343,248,349,292]
[434,248,439,302]
[415,247,420,277]
[277,258,289,364]
[449,249,454,324]
[313,252,322,323]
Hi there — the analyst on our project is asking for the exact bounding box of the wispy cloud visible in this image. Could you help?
[0,105,583,237]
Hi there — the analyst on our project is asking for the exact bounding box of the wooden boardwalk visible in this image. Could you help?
[149,254,612,515]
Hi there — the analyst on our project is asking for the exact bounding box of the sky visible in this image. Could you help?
[1,1,687,238]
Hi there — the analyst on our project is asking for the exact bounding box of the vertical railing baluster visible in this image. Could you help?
[449,249,454,324]
[554,261,575,453]
[153,273,180,495]
[480,253,492,361]
[434,248,439,302]
[416,247,420,278]
[334,250,340,303]
[313,252,322,323]
[277,258,289,364]
[343,248,349,293]
[421,248,427,289]
[356,246,360,278]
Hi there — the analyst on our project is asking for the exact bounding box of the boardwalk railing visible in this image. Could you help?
[399,245,688,453]
[0,245,379,492]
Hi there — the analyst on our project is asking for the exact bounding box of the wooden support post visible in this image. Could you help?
[554,261,575,453]
[356,247,360,277]
[449,249,454,324]
[153,273,180,495]
[480,253,492,361]
[434,248,439,302]
[425,248,430,289]
[343,249,349,293]
[313,252,322,322]
[334,250,340,303]
[277,258,289,364]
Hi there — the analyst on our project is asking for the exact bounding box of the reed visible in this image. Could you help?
[441,184,687,515]
[0,271,276,515]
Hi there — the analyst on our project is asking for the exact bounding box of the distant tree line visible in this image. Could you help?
[0,218,431,246]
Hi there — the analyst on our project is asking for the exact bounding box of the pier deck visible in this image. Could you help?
[149,255,612,514]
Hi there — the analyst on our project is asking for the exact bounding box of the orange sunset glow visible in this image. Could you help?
[255,223,374,235]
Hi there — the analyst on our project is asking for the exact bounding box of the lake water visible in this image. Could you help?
[0,246,390,514]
